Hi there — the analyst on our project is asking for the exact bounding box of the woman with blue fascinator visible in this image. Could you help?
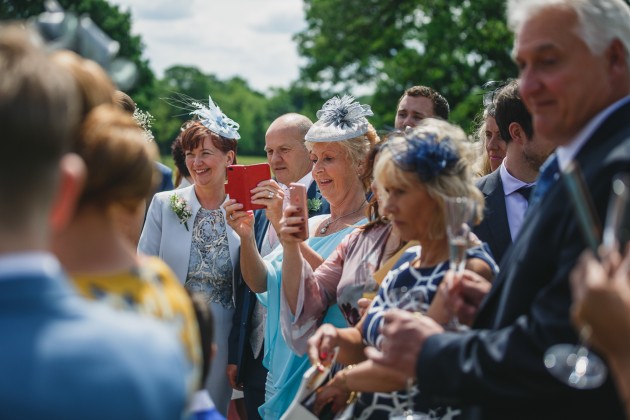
[305,118,499,419]
[224,95,377,419]
[139,96,241,416]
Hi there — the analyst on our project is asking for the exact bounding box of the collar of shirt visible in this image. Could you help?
[499,163,534,196]
[279,171,315,207]
[557,95,630,171]
[0,251,62,281]
[279,171,314,195]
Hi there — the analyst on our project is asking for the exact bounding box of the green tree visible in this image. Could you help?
[296,0,515,132]
[150,66,271,156]
[0,0,154,99]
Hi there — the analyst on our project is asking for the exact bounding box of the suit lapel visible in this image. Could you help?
[307,180,330,216]
[476,100,630,325]
[253,210,270,252]
[484,171,512,255]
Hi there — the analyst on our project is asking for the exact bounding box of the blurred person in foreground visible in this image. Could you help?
[114,89,175,193]
[52,104,202,397]
[367,0,630,418]
[571,248,630,419]
[0,25,187,420]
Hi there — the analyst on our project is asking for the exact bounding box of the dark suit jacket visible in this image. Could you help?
[228,181,329,382]
[473,169,512,265]
[155,161,174,193]
[415,101,630,419]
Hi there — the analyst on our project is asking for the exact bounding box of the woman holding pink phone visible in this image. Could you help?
[224,95,377,419]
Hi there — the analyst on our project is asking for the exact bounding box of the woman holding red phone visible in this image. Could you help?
[138,95,241,416]
[224,95,377,419]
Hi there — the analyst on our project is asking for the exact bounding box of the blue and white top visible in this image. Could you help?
[355,244,498,420]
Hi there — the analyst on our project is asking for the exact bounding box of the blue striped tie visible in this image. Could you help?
[529,154,560,207]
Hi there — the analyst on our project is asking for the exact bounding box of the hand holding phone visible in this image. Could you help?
[225,163,271,211]
[289,183,309,241]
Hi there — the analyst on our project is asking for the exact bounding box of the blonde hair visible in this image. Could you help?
[306,123,379,189]
[375,119,484,240]
[472,112,492,178]
[0,25,82,226]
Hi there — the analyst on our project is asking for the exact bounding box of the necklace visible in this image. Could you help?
[319,202,367,235]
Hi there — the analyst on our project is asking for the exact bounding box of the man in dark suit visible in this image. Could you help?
[367,1,630,418]
[227,113,329,419]
[473,80,554,265]
[0,26,188,419]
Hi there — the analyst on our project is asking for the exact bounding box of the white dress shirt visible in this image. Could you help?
[500,163,535,241]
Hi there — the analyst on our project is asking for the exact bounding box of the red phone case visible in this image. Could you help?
[225,163,272,211]
[289,183,309,241]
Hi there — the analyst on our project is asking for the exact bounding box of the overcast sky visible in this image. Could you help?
[109,0,307,93]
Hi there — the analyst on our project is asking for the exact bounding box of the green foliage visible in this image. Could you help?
[297,0,516,131]
[149,66,271,156]
[8,0,630,152]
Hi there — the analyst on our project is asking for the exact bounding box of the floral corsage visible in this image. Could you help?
[169,194,192,231]
[307,198,322,214]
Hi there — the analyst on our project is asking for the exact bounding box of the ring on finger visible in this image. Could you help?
[229,213,234,221]
[268,191,274,198]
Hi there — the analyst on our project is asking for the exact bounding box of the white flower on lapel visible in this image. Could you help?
[169,194,192,231]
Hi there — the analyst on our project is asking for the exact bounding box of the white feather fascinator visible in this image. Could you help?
[165,93,240,140]
[305,95,374,142]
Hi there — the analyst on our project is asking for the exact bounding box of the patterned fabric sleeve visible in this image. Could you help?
[362,244,498,348]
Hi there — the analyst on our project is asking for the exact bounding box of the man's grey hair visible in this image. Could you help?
[507,0,630,76]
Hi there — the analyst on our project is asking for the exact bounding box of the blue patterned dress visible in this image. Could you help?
[355,244,499,419]
[186,208,234,414]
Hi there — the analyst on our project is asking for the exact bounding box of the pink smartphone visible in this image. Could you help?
[289,183,309,241]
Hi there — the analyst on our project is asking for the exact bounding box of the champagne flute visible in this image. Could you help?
[386,285,431,420]
[543,173,630,389]
[444,196,476,331]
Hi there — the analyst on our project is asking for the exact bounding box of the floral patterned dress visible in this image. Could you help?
[186,207,234,414]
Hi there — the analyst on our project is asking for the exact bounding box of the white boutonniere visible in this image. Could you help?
[169,194,192,231]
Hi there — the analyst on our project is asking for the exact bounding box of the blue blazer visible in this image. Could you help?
[155,161,174,193]
[473,169,511,266]
[0,256,188,420]
[228,181,329,382]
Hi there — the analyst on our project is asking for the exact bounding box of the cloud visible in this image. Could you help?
[114,0,195,20]
[110,0,305,92]
[253,11,307,35]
